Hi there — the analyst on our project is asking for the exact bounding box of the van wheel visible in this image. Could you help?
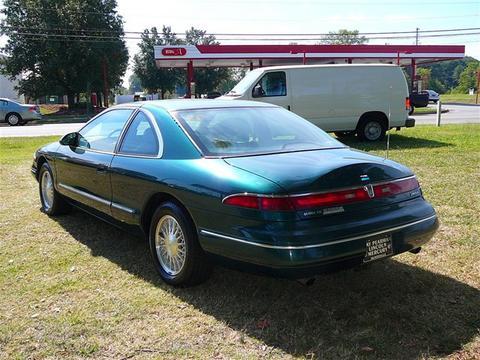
[358,119,386,142]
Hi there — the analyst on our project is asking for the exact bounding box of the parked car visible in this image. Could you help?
[408,91,429,115]
[32,100,438,286]
[221,64,415,142]
[0,98,41,126]
[423,90,440,103]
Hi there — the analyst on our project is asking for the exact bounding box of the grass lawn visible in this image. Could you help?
[0,125,479,359]
[440,94,479,105]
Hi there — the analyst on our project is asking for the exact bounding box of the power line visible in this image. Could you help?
[2,25,480,37]
[7,30,480,42]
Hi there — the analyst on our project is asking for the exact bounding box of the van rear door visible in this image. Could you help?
[250,70,292,110]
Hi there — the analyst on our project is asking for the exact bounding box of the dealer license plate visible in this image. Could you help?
[364,235,393,263]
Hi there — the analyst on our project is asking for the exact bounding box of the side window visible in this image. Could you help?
[252,72,286,98]
[118,112,160,156]
[78,109,133,152]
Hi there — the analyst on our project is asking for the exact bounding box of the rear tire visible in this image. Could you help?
[38,162,71,215]
[357,118,386,142]
[6,113,21,126]
[149,202,211,286]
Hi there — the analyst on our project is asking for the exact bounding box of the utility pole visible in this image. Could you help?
[102,57,109,108]
[415,27,419,46]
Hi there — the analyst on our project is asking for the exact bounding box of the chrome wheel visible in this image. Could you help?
[41,170,54,211]
[7,114,19,126]
[364,121,382,141]
[155,215,187,276]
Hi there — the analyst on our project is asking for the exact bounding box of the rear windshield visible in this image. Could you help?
[174,107,344,157]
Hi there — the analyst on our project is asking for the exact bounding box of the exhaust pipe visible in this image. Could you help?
[409,247,422,254]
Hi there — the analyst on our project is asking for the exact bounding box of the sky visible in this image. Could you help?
[1,0,479,86]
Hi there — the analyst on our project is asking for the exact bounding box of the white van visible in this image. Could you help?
[220,64,414,141]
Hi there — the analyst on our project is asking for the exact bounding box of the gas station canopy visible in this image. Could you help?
[154,44,465,68]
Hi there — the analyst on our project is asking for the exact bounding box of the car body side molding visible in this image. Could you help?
[199,214,437,250]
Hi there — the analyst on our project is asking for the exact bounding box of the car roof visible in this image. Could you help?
[113,99,277,112]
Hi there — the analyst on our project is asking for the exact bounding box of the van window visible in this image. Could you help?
[252,72,286,98]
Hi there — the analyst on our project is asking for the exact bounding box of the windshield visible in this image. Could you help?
[225,70,261,96]
[174,107,345,157]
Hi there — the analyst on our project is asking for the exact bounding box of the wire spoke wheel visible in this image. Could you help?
[155,215,187,276]
[41,170,54,211]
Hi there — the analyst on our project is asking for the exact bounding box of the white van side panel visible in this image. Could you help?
[288,66,408,132]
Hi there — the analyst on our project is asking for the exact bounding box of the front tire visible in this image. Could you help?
[149,202,211,286]
[6,113,21,126]
[38,162,71,215]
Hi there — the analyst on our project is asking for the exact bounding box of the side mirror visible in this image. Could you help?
[252,85,264,98]
[60,132,79,147]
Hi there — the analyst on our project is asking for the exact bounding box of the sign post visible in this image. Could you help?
[436,100,442,127]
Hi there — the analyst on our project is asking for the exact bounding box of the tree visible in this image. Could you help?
[455,61,480,93]
[0,0,128,107]
[132,26,182,97]
[184,27,232,96]
[128,73,143,93]
[320,29,368,45]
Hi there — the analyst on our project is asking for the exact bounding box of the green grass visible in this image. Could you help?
[0,125,479,359]
[440,93,479,104]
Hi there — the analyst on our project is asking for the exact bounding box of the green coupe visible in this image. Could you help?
[32,100,438,286]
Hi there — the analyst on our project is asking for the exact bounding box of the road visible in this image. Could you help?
[413,104,479,125]
[0,122,83,138]
[0,104,478,138]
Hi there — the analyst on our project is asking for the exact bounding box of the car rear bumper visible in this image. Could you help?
[198,208,438,278]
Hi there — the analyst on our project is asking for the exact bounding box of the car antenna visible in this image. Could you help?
[385,85,393,160]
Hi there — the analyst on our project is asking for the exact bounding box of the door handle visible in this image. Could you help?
[287,105,291,111]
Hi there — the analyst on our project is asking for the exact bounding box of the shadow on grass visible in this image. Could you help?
[339,133,452,152]
[54,209,479,359]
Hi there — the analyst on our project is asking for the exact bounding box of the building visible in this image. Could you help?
[0,55,24,102]
[154,44,465,97]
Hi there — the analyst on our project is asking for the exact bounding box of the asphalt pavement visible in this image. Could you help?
[413,103,479,125]
[0,103,478,138]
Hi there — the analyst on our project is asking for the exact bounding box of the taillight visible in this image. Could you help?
[223,195,295,211]
[223,177,419,211]
[405,97,411,110]
[29,106,37,113]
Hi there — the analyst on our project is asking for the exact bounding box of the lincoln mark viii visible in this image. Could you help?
[32,100,438,286]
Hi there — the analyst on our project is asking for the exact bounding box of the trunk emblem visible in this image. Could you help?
[364,184,375,198]
[360,174,370,181]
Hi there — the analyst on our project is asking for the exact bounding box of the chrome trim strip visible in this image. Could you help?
[199,214,437,250]
[222,175,417,202]
[111,202,136,214]
[58,183,110,206]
